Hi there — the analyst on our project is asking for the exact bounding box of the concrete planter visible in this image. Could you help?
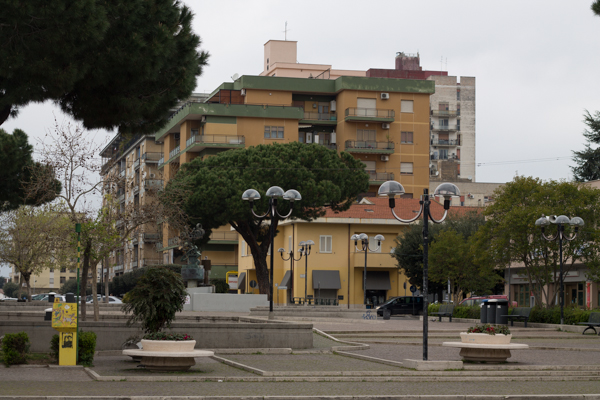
[460,332,512,345]
[141,339,196,352]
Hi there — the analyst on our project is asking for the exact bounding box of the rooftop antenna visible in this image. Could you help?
[231,73,239,81]
[283,21,289,40]
[440,56,443,71]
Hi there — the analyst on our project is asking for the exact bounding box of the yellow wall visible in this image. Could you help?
[244,89,292,106]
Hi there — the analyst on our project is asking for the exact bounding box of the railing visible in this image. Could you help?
[141,152,163,163]
[141,258,163,267]
[302,112,337,121]
[209,231,239,241]
[133,185,139,195]
[133,159,140,169]
[158,157,164,167]
[144,179,163,191]
[431,124,458,131]
[345,140,395,150]
[186,134,245,148]
[430,154,460,161]
[132,260,138,268]
[117,193,125,203]
[169,146,180,159]
[142,233,162,242]
[368,171,394,182]
[119,169,125,178]
[345,108,394,119]
[431,110,458,117]
[168,237,180,247]
[431,139,460,146]
[291,297,339,306]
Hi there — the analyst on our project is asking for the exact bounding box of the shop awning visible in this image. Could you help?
[238,272,246,290]
[312,270,341,290]
[279,270,291,289]
[365,271,391,290]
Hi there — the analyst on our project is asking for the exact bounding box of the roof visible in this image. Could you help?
[320,197,482,222]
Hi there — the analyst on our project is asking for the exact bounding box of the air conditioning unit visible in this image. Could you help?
[382,123,390,129]
[468,193,475,199]
[381,155,389,162]
[330,100,336,112]
[240,89,246,96]
[380,93,390,100]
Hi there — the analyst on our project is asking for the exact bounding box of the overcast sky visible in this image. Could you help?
[1,1,599,277]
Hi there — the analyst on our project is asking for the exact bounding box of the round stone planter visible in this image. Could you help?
[460,332,512,345]
[141,339,196,352]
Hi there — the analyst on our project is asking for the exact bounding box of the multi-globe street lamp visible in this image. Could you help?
[242,186,301,314]
[351,233,385,306]
[278,240,314,304]
[378,180,460,361]
[535,214,584,325]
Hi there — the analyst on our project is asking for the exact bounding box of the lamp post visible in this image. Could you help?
[242,186,302,314]
[351,233,385,306]
[278,239,314,304]
[378,181,460,361]
[535,214,584,325]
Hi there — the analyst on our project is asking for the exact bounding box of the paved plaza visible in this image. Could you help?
[2,314,600,399]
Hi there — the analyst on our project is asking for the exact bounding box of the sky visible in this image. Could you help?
[1,1,600,276]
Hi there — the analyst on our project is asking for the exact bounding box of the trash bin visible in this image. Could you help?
[382,309,391,320]
[487,299,498,324]
[480,301,488,324]
[495,299,509,325]
[65,292,75,303]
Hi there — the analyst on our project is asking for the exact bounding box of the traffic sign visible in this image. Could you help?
[410,285,417,293]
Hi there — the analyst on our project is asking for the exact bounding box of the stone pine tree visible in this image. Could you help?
[572,111,600,182]
[0,0,209,133]
[161,143,370,297]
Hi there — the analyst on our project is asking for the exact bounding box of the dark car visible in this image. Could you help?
[376,296,424,316]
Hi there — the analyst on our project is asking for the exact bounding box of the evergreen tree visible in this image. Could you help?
[0,0,209,133]
[572,111,600,182]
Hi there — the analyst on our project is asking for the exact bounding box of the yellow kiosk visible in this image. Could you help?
[51,298,78,366]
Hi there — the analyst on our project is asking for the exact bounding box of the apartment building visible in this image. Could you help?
[262,40,477,183]
[10,267,77,294]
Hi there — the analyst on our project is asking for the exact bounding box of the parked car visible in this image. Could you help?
[86,295,122,304]
[459,295,517,307]
[376,296,424,316]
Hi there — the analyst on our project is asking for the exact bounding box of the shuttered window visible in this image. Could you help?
[401,100,414,113]
[401,162,413,175]
[401,131,413,144]
[320,235,332,253]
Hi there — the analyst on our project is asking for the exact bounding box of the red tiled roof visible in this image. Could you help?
[321,197,482,221]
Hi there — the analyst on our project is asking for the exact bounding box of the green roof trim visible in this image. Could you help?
[206,116,237,124]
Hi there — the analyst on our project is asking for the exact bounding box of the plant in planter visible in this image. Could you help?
[461,324,512,344]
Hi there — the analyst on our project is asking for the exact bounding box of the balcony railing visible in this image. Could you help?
[141,258,163,267]
[169,146,180,159]
[431,139,460,146]
[209,231,239,241]
[368,171,394,182]
[431,110,458,117]
[158,157,164,167]
[302,112,337,121]
[133,159,140,169]
[185,134,245,148]
[345,140,395,151]
[345,107,394,119]
[133,185,139,195]
[142,232,162,242]
[430,154,460,161]
[168,237,180,247]
[431,124,458,131]
[117,193,125,203]
[144,179,163,191]
[119,169,125,178]
[141,152,163,163]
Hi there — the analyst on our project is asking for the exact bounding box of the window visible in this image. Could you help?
[356,129,376,142]
[457,89,461,101]
[191,129,199,137]
[320,235,332,253]
[439,119,449,127]
[264,126,284,139]
[49,269,54,273]
[60,277,66,284]
[60,268,66,273]
[49,278,54,285]
[368,236,382,253]
[400,162,413,175]
[401,131,413,144]
[401,100,414,113]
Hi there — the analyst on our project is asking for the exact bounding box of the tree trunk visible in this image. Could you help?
[104,258,109,302]
[79,240,92,321]
[91,263,99,321]
[22,272,31,301]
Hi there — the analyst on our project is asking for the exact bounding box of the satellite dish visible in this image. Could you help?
[231,73,239,81]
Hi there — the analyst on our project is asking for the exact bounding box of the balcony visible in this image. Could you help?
[430,153,460,161]
[142,232,162,242]
[132,260,138,268]
[344,140,395,154]
[300,112,337,125]
[431,124,458,131]
[431,139,460,146]
[144,179,163,191]
[119,169,125,178]
[141,152,162,163]
[133,159,140,170]
[209,231,239,243]
[117,193,125,203]
[141,258,163,267]
[344,108,394,123]
[158,157,164,168]
[167,236,180,248]
[133,184,139,195]
[185,134,245,152]
[368,171,394,184]
[169,146,180,160]
[431,110,458,117]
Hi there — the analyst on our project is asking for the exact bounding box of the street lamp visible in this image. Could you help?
[535,214,584,325]
[351,233,385,306]
[378,180,460,361]
[278,239,314,305]
[242,186,302,314]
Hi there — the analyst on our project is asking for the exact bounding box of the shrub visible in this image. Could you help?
[109,264,183,296]
[78,330,96,366]
[3,282,20,298]
[50,334,59,361]
[143,332,193,341]
[427,304,480,319]
[526,305,593,325]
[210,278,229,293]
[2,332,30,366]
[122,267,187,334]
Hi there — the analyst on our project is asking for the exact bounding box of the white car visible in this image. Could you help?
[86,296,122,304]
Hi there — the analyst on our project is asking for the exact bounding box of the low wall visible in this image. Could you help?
[186,293,269,312]
[250,306,379,320]
[0,317,313,352]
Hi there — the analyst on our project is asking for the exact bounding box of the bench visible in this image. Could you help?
[503,307,531,327]
[431,304,455,322]
[577,312,600,335]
